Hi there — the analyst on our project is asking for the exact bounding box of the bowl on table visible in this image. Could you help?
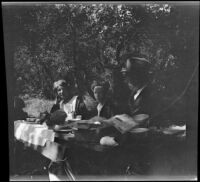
[54,124,74,131]
[133,114,149,127]
[129,128,149,133]
[128,128,149,138]
[162,124,186,135]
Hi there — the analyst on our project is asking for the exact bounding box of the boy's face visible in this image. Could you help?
[94,86,104,103]
[57,85,69,100]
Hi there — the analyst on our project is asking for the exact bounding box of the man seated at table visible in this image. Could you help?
[105,56,155,175]
[122,56,154,117]
[84,57,154,175]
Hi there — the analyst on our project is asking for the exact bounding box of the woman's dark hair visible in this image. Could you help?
[91,81,110,95]
[127,57,150,72]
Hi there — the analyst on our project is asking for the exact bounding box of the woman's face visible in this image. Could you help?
[93,86,105,103]
[57,85,69,100]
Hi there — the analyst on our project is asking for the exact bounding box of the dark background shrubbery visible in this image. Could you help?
[3,3,198,123]
[3,3,198,176]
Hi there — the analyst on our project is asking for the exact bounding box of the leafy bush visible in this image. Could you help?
[3,3,198,121]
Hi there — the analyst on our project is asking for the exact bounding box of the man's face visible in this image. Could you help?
[126,59,132,72]
[121,59,132,78]
[124,59,139,80]
[94,86,104,103]
[57,85,69,100]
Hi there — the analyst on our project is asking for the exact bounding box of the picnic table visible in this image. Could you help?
[13,118,186,180]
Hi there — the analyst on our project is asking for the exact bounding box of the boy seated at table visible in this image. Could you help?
[91,81,117,119]
[90,80,124,148]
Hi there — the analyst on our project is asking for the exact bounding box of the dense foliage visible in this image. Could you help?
[3,3,199,121]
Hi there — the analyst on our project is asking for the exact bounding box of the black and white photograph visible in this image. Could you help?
[2,1,198,181]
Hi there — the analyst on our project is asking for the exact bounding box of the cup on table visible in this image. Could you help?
[76,115,82,120]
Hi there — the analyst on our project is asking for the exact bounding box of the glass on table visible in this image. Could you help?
[76,115,82,120]
[26,117,36,123]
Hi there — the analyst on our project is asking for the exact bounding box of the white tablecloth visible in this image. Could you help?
[14,120,55,147]
[14,121,73,181]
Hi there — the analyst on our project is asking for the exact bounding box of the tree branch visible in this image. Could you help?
[151,61,199,120]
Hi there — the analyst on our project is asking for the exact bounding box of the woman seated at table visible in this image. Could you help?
[42,79,90,180]
[47,79,88,126]
[91,81,117,119]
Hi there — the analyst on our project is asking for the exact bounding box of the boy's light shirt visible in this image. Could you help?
[59,96,78,120]
[134,85,147,100]
[97,101,105,117]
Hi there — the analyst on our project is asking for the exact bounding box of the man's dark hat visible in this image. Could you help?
[121,56,151,74]
[128,57,150,67]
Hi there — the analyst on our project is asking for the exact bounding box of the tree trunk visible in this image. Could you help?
[116,36,124,64]
[33,57,43,92]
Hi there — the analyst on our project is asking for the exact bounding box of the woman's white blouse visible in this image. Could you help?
[60,96,78,120]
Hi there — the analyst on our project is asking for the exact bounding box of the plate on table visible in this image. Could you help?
[67,118,82,123]
[55,129,74,133]
[129,128,149,133]
[54,127,74,133]
[162,129,185,135]
[162,125,186,135]
[69,120,104,130]
[54,125,74,132]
